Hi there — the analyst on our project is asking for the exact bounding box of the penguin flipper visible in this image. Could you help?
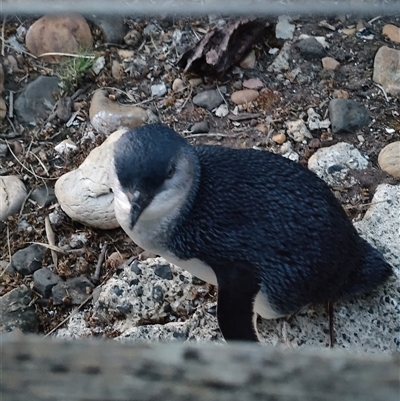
[215,269,260,342]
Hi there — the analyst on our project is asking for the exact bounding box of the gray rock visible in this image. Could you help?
[51,277,95,306]
[0,286,39,333]
[373,46,400,96]
[308,142,369,187]
[0,175,27,221]
[0,143,7,158]
[33,268,63,298]
[329,99,371,134]
[154,264,173,280]
[11,244,44,276]
[268,41,291,73]
[285,119,313,142]
[295,37,326,60]
[276,15,295,40]
[191,121,210,134]
[14,76,61,125]
[30,185,55,207]
[151,83,167,97]
[193,90,224,111]
[86,15,127,44]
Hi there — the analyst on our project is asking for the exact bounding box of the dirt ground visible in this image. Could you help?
[0,13,399,335]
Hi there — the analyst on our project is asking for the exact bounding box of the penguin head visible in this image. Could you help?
[110,125,199,230]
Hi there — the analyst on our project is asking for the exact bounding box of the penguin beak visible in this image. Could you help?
[129,190,151,230]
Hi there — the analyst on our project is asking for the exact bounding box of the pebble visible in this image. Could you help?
[55,129,126,229]
[33,268,63,298]
[272,132,286,144]
[378,142,400,178]
[276,15,295,40]
[151,83,167,97]
[191,121,209,134]
[342,27,356,36]
[215,104,229,118]
[322,57,340,70]
[268,42,291,72]
[231,89,259,105]
[86,14,127,44]
[92,56,106,75]
[54,139,77,154]
[124,29,142,47]
[30,185,55,207]
[307,108,330,130]
[189,77,203,87]
[308,142,369,186]
[25,14,93,63]
[172,78,185,92]
[239,50,256,69]
[332,89,349,99]
[192,89,224,110]
[328,99,371,134]
[242,78,264,90]
[51,277,94,305]
[111,60,122,80]
[0,175,27,221]
[89,89,148,135]
[382,24,400,43]
[0,286,39,333]
[14,76,61,125]
[285,119,313,142]
[11,244,44,276]
[295,37,326,60]
[373,46,400,96]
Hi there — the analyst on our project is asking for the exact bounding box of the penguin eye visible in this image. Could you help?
[166,166,175,179]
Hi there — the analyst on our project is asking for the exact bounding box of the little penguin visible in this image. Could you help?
[109,124,393,342]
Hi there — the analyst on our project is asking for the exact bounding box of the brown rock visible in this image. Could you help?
[240,50,256,69]
[332,89,349,99]
[378,141,400,178]
[342,28,356,36]
[231,89,259,105]
[89,89,148,135]
[172,78,185,92]
[272,133,286,144]
[0,98,6,120]
[26,14,93,63]
[243,78,264,90]
[382,24,400,43]
[373,46,400,96]
[111,60,122,80]
[322,57,340,70]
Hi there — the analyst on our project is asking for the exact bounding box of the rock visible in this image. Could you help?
[30,185,56,207]
[86,14,127,44]
[242,78,264,90]
[25,14,93,63]
[191,121,209,134]
[342,27,356,36]
[111,60,122,80]
[322,57,340,70]
[215,104,229,118]
[54,139,77,154]
[378,142,400,178]
[268,41,291,72]
[192,90,224,110]
[55,129,126,229]
[172,78,185,92]
[154,264,173,280]
[0,97,6,120]
[307,108,330,131]
[0,143,7,158]
[0,175,27,221]
[33,268,63,298]
[14,76,61,125]
[92,56,106,75]
[239,50,256,69]
[272,133,286,144]
[11,244,44,276]
[189,77,203,87]
[285,119,313,142]
[231,89,259,105]
[151,83,167,97]
[354,184,400,271]
[295,37,326,60]
[382,24,400,43]
[89,89,148,135]
[56,96,72,122]
[280,141,299,162]
[332,89,349,99]
[0,286,39,333]
[373,46,400,96]
[51,277,95,306]
[276,15,295,40]
[308,142,369,187]
[328,99,371,134]
[123,29,142,47]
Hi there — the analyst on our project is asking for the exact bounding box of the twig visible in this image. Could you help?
[91,243,108,285]
[184,132,241,139]
[45,216,58,268]
[0,226,12,278]
[179,85,193,111]
[28,242,67,255]
[373,83,389,103]
[343,199,390,210]
[8,90,14,119]
[37,52,95,59]
[19,187,34,215]
[1,16,6,57]
[328,301,335,348]
[28,151,49,176]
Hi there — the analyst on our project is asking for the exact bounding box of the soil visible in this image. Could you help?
[0,13,399,336]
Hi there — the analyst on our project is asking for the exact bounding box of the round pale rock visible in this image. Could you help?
[243,78,264,90]
[0,175,27,221]
[239,50,256,69]
[272,132,286,144]
[89,89,148,135]
[55,129,126,229]
[231,89,259,105]
[378,141,400,178]
[373,46,400,96]
[322,57,340,70]
[382,24,400,43]
[26,14,93,63]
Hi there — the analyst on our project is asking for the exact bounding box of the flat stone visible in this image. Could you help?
[33,268,63,298]
[285,119,313,142]
[192,90,224,110]
[14,76,61,125]
[295,37,326,60]
[239,50,256,69]
[308,142,369,187]
[89,89,148,135]
[328,99,371,134]
[268,42,291,72]
[382,24,400,43]
[0,286,39,333]
[373,46,400,96]
[11,244,44,276]
[322,57,340,70]
[231,89,259,105]
[55,129,126,229]
[25,14,93,63]
[378,141,400,178]
[51,277,95,306]
[242,78,264,90]
[0,175,27,221]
